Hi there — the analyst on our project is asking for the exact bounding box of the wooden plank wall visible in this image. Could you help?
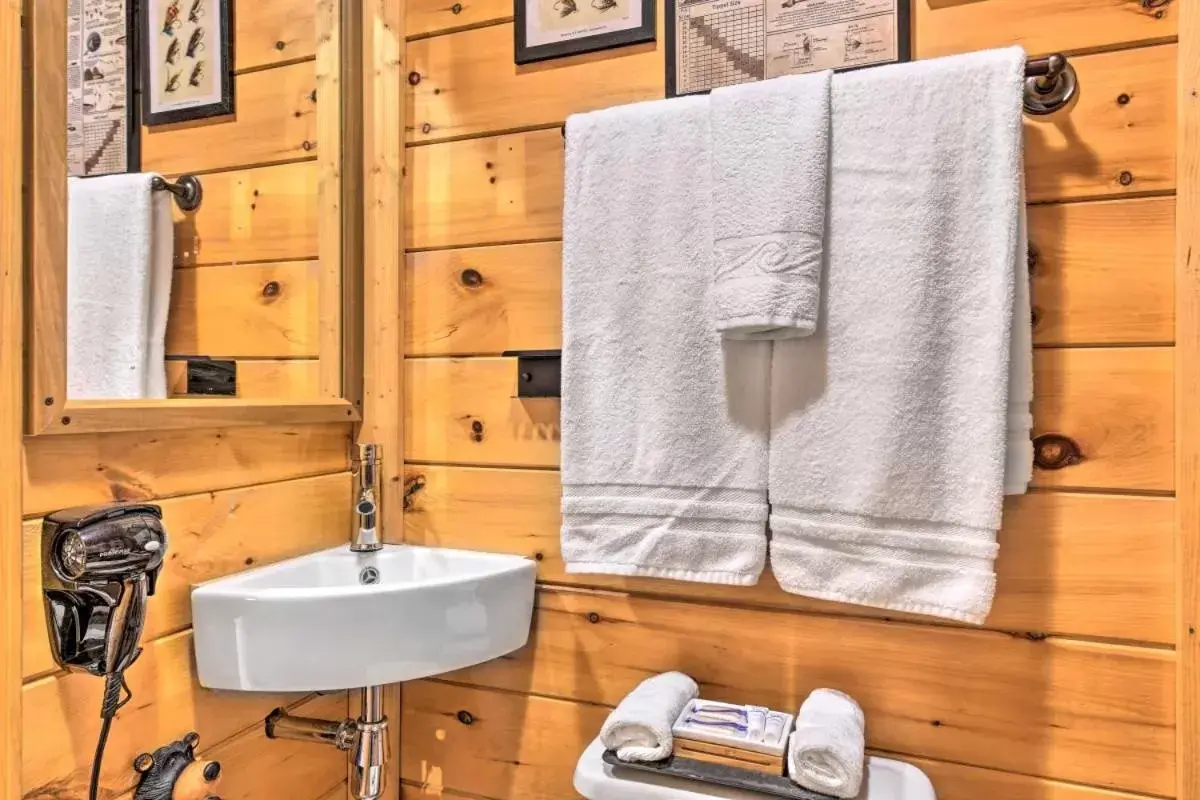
[144,4,325,399]
[399,1,1183,799]
[18,3,352,798]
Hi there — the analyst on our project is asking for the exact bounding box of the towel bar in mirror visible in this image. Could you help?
[22,0,364,435]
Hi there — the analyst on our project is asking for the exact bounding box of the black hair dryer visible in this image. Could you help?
[42,503,168,677]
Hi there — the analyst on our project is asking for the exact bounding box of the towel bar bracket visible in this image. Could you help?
[151,174,203,212]
[1023,54,1078,116]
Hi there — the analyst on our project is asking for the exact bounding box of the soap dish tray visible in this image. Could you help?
[601,750,837,800]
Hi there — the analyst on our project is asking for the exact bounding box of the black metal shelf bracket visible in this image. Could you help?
[503,350,561,398]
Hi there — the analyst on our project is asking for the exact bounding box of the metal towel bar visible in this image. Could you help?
[558,53,1080,137]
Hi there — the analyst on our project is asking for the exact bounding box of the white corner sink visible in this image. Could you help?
[192,545,536,692]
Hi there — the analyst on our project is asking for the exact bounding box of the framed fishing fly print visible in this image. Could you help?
[141,0,234,126]
[515,0,655,64]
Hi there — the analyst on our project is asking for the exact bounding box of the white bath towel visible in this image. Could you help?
[787,689,865,799]
[710,71,832,340]
[561,97,772,586]
[768,47,1027,625]
[601,672,699,763]
[68,173,174,399]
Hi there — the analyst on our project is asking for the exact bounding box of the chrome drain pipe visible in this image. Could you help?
[266,707,357,749]
[353,685,389,800]
[265,686,389,800]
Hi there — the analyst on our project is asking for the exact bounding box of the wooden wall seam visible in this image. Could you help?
[1176,3,1199,799]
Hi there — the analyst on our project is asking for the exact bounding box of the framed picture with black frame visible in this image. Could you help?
[141,0,234,126]
[515,0,655,65]
[665,0,911,97]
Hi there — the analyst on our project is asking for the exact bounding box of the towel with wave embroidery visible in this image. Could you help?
[711,71,832,341]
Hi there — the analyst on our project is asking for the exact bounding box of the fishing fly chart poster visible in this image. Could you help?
[67,0,139,176]
[666,0,911,96]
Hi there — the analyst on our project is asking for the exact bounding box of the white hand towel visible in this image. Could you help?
[787,689,865,799]
[67,173,174,399]
[561,97,772,586]
[768,47,1027,625]
[710,71,832,340]
[600,672,699,763]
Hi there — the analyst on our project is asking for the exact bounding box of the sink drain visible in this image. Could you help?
[359,566,380,585]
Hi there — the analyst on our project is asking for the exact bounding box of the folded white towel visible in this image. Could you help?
[768,47,1027,625]
[710,71,832,340]
[600,672,699,763]
[561,97,772,586]
[787,689,865,799]
[67,173,174,399]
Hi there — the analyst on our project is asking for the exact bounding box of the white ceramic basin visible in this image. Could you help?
[192,545,536,692]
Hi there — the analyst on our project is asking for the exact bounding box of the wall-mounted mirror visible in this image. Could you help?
[25,0,361,435]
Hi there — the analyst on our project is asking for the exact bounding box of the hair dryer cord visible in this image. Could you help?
[89,671,133,800]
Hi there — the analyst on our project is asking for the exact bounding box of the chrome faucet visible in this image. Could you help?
[352,444,383,552]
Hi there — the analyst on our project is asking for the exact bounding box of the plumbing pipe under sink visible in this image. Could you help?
[267,686,389,800]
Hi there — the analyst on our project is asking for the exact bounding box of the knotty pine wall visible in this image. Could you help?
[19,3,353,798]
[147,4,326,399]
[399,1,1181,799]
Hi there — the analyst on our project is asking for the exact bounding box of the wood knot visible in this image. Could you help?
[403,475,426,509]
[1119,170,1134,186]
[408,71,422,86]
[471,419,484,442]
[587,612,601,624]
[460,268,483,287]
[1033,434,1082,470]
[262,280,281,298]
[457,710,474,725]
[451,2,463,11]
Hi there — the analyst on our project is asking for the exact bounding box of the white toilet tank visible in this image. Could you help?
[573,738,937,800]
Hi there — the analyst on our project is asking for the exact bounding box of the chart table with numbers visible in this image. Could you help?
[667,0,908,96]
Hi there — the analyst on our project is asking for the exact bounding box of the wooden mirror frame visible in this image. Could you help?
[1,0,22,791]
[23,0,362,435]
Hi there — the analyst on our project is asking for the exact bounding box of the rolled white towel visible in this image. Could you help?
[787,689,865,799]
[600,672,699,762]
